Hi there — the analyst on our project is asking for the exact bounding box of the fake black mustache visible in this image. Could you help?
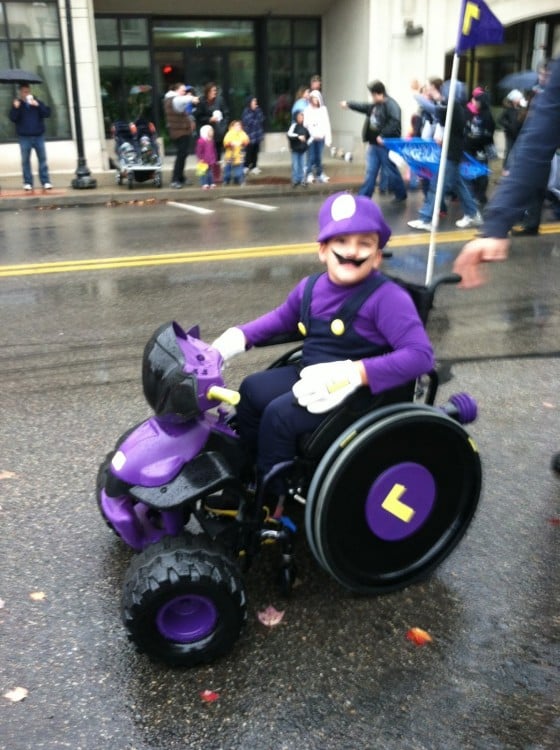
[332,250,369,267]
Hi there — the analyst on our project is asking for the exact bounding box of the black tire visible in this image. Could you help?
[305,405,482,594]
[121,534,247,666]
[128,175,134,190]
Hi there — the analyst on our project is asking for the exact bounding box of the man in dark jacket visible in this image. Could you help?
[164,82,198,188]
[9,84,52,191]
[453,57,560,287]
[340,80,407,202]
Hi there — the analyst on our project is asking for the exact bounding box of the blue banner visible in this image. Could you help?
[383,138,491,181]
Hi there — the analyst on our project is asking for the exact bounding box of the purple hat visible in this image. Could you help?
[317,192,392,248]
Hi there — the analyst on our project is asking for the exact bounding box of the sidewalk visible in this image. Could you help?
[0,152,364,211]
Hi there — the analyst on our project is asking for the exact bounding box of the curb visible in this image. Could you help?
[0,177,362,212]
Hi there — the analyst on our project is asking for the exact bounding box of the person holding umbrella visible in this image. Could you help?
[9,83,52,191]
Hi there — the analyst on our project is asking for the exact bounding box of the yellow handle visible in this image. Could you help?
[206,385,240,406]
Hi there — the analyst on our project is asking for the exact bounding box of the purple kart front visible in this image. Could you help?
[96,275,482,667]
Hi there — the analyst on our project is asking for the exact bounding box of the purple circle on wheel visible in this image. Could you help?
[364,462,436,541]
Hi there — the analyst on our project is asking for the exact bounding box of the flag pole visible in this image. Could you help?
[425,51,460,286]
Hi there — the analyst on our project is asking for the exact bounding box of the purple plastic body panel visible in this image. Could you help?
[100,492,183,551]
[174,324,226,413]
[112,416,211,486]
[99,326,241,551]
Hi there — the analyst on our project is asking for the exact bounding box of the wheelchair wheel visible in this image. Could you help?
[122,534,247,667]
[305,405,481,594]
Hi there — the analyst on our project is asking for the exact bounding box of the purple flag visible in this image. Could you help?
[456,0,504,53]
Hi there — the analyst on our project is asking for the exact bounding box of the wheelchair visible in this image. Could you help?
[96,272,482,667]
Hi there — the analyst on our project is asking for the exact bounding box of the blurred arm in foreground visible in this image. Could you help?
[453,58,560,287]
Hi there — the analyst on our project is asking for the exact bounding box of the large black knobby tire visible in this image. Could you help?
[121,534,247,667]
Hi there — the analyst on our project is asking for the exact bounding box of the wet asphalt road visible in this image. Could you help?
[0,195,558,750]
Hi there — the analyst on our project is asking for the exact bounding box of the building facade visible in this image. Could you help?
[1,0,560,175]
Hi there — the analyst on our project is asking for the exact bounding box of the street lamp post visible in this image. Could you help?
[65,0,96,189]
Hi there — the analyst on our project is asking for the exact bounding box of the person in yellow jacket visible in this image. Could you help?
[222,120,250,185]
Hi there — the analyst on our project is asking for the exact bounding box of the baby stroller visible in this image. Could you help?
[113,118,162,189]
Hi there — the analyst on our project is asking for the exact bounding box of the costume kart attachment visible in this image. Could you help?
[96,274,481,667]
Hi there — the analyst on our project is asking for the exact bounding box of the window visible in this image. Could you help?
[96,16,151,136]
[152,19,253,49]
[95,14,321,138]
[0,1,69,142]
[265,18,320,132]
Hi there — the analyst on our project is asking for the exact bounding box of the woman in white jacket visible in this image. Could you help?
[303,90,332,183]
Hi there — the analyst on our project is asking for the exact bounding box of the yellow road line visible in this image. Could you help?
[1,225,559,278]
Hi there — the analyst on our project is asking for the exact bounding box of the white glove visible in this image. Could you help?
[292,360,363,414]
[211,327,246,361]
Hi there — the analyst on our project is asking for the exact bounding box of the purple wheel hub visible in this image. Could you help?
[156,594,218,642]
[364,461,436,541]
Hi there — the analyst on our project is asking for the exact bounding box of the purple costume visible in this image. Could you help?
[236,270,434,483]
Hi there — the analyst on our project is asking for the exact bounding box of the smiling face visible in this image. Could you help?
[318,233,382,285]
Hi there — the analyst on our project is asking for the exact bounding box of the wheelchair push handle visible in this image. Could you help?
[206,384,241,406]
[427,272,462,294]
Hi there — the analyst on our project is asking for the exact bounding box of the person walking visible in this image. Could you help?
[505,60,552,236]
[163,82,198,188]
[340,80,407,202]
[407,77,482,231]
[9,84,52,191]
[453,57,560,288]
[241,96,265,175]
[453,57,560,475]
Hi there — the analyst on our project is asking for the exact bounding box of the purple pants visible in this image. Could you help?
[236,365,325,481]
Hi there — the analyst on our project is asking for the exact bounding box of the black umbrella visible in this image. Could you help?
[498,70,538,92]
[0,68,43,84]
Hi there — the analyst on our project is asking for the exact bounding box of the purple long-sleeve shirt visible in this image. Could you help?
[240,271,434,394]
